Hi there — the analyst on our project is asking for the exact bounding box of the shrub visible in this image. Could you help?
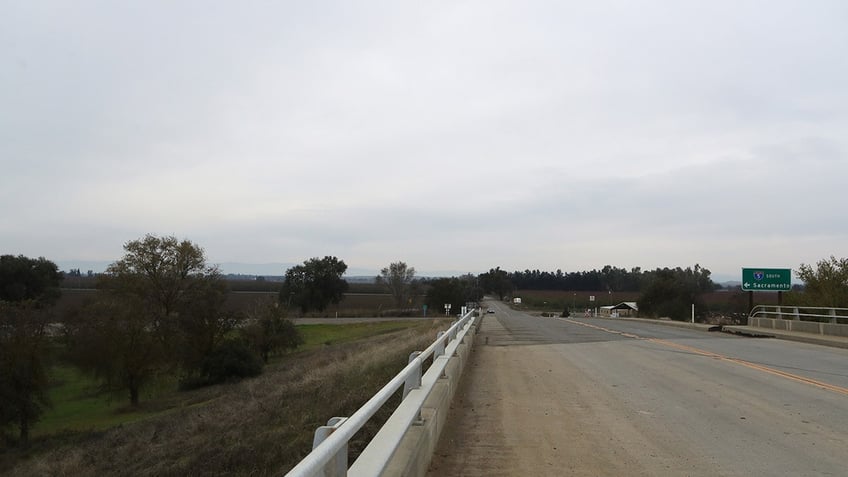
[242,303,304,363]
[198,341,263,386]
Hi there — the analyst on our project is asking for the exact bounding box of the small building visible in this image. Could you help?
[600,302,639,317]
[611,302,638,317]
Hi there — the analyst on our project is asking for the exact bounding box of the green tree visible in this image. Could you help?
[0,301,51,444]
[638,265,714,321]
[174,274,240,374]
[64,296,165,406]
[68,234,229,405]
[796,256,848,307]
[280,256,348,313]
[0,255,61,304]
[479,267,512,300]
[376,261,417,309]
[242,302,303,363]
[460,273,483,303]
[103,234,229,363]
[0,255,60,444]
[425,278,466,315]
[99,235,215,337]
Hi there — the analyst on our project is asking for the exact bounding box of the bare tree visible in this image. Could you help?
[377,261,417,309]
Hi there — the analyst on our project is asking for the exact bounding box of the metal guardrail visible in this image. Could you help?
[285,309,478,477]
[749,305,848,324]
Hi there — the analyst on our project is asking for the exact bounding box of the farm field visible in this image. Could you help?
[52,283,427,318]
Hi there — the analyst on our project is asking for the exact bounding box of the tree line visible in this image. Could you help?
[483,265,708,294]
[478,264,716,319]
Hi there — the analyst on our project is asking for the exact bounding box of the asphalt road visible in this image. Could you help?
[428,301,848,476]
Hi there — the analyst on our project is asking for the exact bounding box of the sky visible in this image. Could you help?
[2,1,847,281]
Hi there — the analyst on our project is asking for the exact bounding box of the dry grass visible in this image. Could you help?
[5,320,446,476]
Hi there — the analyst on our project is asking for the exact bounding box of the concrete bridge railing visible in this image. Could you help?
[748,305,848,337]
[285,309,480,477]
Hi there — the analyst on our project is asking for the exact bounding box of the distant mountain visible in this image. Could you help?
[215,262,295,276]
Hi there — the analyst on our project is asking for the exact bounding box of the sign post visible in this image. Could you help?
[742,268,791,314]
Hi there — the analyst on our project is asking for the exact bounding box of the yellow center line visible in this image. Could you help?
[561,318,848,397]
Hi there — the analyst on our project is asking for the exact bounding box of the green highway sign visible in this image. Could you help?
[741,268,791,291]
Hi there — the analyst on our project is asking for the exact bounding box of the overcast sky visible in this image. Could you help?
[2,1,847,280]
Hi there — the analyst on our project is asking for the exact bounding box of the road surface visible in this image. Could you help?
[427,301,848,476]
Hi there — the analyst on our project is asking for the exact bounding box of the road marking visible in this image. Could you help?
[560,318,848,397]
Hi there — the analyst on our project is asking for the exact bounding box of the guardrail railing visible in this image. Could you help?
[285,309,478,477]
[750,305,848,325]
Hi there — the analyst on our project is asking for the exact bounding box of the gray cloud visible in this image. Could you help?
[2,0,847,277]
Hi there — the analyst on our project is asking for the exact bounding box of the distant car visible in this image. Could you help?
[487,309,495,314]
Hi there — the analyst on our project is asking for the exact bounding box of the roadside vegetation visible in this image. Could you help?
[2,239,453,475]
[1,319,443,476]
[786,256,848,307]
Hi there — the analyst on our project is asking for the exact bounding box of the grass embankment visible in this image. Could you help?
[37,366,148,436]
[2,319,448,476]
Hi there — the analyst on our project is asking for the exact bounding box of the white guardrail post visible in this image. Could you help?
[310,418,349,477]
[403,352,422,399]
[435,331,446,358]
[284,309,478,477]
